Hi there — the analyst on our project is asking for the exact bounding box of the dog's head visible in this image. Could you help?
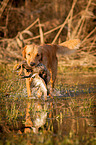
[22,44,43,66]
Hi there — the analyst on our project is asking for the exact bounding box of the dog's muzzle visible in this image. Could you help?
[30,62,35,66]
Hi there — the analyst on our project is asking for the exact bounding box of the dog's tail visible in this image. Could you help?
[57,39,81,55]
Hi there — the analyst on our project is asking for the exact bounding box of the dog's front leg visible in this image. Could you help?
[26,78,31,97]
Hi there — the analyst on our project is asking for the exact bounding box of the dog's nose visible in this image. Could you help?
[30,62,35,66]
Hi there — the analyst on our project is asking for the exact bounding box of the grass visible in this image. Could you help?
[0,63,96,145]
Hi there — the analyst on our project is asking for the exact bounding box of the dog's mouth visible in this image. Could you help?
[30,61,41,67]
[30,62,36,66]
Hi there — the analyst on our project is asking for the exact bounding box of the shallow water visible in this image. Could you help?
[0,71,96,145]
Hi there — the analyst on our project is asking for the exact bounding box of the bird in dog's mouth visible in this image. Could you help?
[13,61,52,100]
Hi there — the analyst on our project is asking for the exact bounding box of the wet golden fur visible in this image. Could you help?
[22,44,58,96]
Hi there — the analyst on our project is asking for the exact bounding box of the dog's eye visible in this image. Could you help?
[28,53,30,56]
[36,54,39,57]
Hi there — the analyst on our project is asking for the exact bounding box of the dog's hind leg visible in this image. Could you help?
[52,57,58,89]
[50,57,58,90]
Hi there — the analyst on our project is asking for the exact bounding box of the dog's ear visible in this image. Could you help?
[22,46,27,58]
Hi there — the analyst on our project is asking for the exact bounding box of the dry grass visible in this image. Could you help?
[0,0,95,66]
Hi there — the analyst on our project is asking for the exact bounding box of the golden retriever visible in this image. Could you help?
[22,39,80,97]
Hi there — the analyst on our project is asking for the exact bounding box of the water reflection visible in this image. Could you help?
[24,99,51,134]
[0,86,96,144]
[24,93,96,137]
[53,95,96,138]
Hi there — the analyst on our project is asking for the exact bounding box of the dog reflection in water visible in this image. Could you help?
[14,61,51,100]
[24,101,49,134]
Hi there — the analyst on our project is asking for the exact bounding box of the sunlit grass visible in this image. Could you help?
[0,64,96,145]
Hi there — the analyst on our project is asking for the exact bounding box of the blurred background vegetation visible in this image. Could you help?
[0,0,96,65]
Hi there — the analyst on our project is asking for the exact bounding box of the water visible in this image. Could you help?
[0,71,96,145]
